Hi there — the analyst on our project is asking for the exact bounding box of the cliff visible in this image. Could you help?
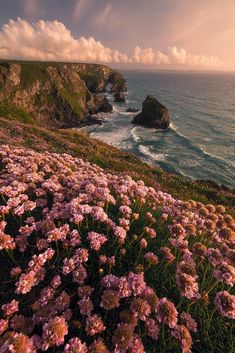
[0,60,126,128]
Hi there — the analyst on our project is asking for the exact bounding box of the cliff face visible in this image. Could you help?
[0,61,126,128]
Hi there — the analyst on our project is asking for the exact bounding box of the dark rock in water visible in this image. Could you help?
[89,116,103,125]
[126,108,140,113]
[79,116,103,127]
[132,95,170,129]
[92,95,113,113]
[114,92,126,103]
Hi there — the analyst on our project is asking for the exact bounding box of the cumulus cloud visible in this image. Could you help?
[0,18,230,69]
[0,18,128,63]
[129,45,223,68]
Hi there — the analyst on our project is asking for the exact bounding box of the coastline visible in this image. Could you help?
[76,98,235,196]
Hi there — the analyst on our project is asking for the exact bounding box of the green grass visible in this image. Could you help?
[79,72,101,91]
[57,86,84,115]
[0,104,35,125]
[20,62,50,89]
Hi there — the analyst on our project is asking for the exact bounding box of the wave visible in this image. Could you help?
[138,144,168,161]
[169,123,232,169]
[130,127,141,142]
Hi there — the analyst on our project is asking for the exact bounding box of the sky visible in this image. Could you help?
[0,0,235,70]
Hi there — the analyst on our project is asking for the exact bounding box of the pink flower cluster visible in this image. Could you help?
[0,145,234,353]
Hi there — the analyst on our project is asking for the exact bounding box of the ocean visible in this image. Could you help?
[84,71,235,188]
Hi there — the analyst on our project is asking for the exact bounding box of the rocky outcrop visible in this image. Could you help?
[0,61,125,128]
[109,71,127,94]
[126,108,140,113]
[91,96,113,113]
[114,92,126,103]
[132,95,170,129]
[74,64,127,94]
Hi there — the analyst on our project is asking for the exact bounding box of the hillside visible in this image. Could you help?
[0,144,234,353]
[0,61,234,353]
[0,60,126,128]
[0,117,234,215]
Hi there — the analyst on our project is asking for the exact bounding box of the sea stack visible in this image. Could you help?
[114,92,126,103]
[132,95,170,129]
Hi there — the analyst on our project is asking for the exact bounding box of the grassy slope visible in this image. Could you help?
[0,117,234,215]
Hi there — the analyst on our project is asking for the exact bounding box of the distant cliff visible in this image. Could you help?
[0,61,127,128]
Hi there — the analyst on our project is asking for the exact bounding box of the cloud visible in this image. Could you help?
[129,45,224,69]
[74,0,87,20]
[0,18,128,63]
[0,18,231,69]
[92,3,113,27]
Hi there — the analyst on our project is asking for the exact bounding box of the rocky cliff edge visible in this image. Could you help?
[0,61,127,128]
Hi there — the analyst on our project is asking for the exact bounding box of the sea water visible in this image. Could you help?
[84,71,235,188]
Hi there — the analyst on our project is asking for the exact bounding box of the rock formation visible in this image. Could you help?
[114,92,126,103]
[126,108,140,113]
[132,95,170,129]
[0,61,125,128]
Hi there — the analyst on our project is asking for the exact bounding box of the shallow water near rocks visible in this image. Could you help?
[83,71,235,188]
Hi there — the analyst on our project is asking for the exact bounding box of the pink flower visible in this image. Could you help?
[113,226,127,243]
[130,298,151,321]
[15,271,37,295]
[78,297,93,316]
[101,274,120,289]
[144,252,158,265]
[100,289,120,310]
[87,232,107,251]
[85,315,105,336]
[214,262,235,286]
[214,291,235,319]
[180,312,198,333]
[171,325,192,353]
[77,286,94,298]
[2,299,19,318]
[128,334,146,353]
[140,238,148,249]
[156,298,178,328]
[99,255,107,264]
[145,318,159,340]
[10,266,22,278]
[72,264,87,284]
[146,228,156,238]
[118,277,132,298]
[63,337,88,353]
[42,316,68,350]
[176,272,201,300]
[0,319,8,335]
[119,205,132,217]
[128,272,146,296]
[0,331,36,353]
[160,246,176,263]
